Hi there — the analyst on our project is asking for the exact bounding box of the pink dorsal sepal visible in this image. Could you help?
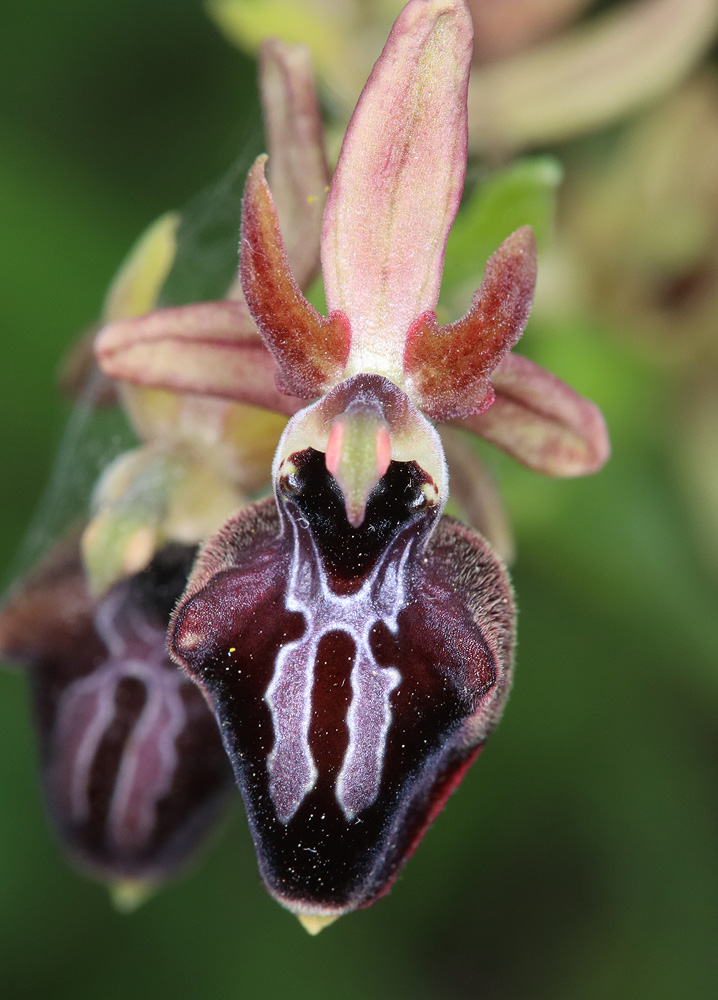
[322,0,474,382]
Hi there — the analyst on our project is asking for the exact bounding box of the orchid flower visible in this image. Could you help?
[167,1,518,929]
[93,44,604,566]
[96,0,609,504]
[96,0,609,930]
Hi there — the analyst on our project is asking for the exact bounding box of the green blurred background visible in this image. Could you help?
[1,2,717,998]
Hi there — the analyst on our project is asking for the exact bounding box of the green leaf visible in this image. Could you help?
[441,156,562,306]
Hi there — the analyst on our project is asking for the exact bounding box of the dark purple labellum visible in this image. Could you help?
[1,542,232,886]
[171,449,515,919]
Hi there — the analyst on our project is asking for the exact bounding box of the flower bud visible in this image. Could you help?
[0,542,232,893]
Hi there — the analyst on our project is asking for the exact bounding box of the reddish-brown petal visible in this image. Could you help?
[95,300,305,417]
[404,227,537,420]
[459,352,610,476]
[240,155,351,397]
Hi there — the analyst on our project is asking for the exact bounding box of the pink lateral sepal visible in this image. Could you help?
[404,226,537,420]
[240,155,351,398]
[94,300,305,417]
[459,353,611,476]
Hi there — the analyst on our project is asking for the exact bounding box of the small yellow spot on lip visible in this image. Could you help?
[296,913,340,935]
[228,647,236,654]
[110,879,154,913]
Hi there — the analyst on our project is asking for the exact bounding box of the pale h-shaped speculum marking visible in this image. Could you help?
[264,513,421,824]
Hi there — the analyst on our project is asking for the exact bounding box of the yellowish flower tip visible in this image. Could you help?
[81,516,158,599]
[121,527,158,578]
[109,879,156,914]
[102,211,180,324]
[295,913,340,936]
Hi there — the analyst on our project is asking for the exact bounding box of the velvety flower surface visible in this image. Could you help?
[171,387,514,919]
[160,0,518,923]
